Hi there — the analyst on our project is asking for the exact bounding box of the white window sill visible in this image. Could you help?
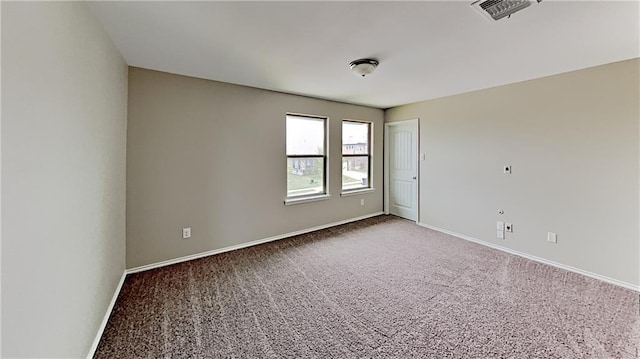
[340,188,375,197]
[284,194,331,206]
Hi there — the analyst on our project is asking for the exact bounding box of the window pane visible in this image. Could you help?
[287,115,325,155]
[287,157,324,197]
[342,156,369,190]
[342,122,369,155]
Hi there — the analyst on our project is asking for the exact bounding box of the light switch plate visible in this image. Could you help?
[497,230,505,239]
[547,232,557,243]
[497,221,505,231]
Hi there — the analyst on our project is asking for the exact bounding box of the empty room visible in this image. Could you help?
[2,1,639,358]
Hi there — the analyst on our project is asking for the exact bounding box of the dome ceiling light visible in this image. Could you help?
[349,58,379,77]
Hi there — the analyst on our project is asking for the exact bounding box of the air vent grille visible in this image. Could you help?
[471,0,532,21]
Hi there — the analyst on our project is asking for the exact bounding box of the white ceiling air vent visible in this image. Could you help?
[471,0,533,21]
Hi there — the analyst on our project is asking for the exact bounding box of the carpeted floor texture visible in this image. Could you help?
[95,215,639,358]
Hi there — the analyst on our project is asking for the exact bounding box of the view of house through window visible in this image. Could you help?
[342,120,371,191]
[286,114,327,198]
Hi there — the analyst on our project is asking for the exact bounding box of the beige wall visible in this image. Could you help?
[2,2,128,357]
[126,68,384,268]
[386,59,640,287]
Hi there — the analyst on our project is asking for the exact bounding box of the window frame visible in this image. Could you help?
[285,113,329,203]
[341,119,373,193]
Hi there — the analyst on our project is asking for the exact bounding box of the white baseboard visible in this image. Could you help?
[418,222,639,293]
[87,270,127,359]
[126,212,385,274]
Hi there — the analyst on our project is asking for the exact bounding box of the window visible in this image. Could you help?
[286,114,327,199]
[342,120,371,191]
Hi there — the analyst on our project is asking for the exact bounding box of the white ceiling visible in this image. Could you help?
[88,1,639,109]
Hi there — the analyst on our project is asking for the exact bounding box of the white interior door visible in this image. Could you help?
[385,120,418,221]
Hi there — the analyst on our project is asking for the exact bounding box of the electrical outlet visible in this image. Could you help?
[505,223,513,232]
[182,227,191,239]
[547,232,557,243]
[497,230,505,239]
[504,165,511,174]
[360,199,365,206]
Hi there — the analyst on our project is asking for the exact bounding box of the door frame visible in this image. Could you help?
[384,118,420,222]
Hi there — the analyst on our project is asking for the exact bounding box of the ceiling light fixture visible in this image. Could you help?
[349,58,379,77]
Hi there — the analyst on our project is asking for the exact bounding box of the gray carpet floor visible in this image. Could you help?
[95,215,639,358]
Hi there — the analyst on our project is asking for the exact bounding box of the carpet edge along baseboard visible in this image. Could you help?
[418,222,639,293]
